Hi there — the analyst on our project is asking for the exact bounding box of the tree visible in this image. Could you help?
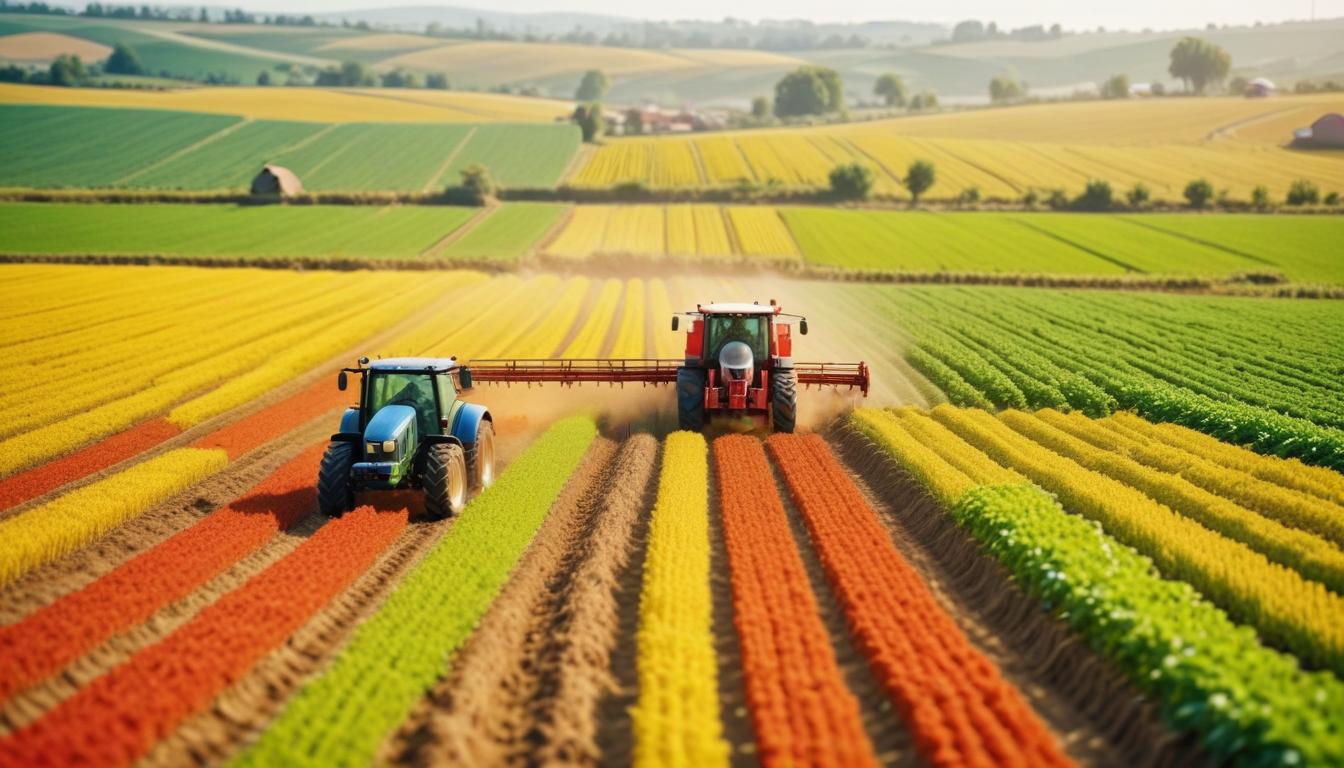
[340,60,374,86]
[908,90,938,111]
[452,164,495,205]
[1126,183,1151,208]
[0,65,28,83]
[1325,191,1340,206]
[624,107,643,135]
[1100,74,1130,99]
[1286,179,1320,206]
[48,54,84,87]
[575,69,609,101]
[1168,36,1231,94]
[988,75,1025,103]
[773,66,842,118]
[1228,75,1249,96]
[828,162,875,200]
[1072,179,1114,211]
[380,68,418,88]
[104,42,143,75]
[750,96,770,119]
[904,159,935,205]
[1251,185,1271,209]
[1184,178,1214,209]
[956,186,981,207]
[256,69,271,86]
[952,20,986,43]
[873,73,907,107]
[426,72,449,90]
[571,102,603,142]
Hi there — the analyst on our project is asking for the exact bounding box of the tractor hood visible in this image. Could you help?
[365,404,416,445]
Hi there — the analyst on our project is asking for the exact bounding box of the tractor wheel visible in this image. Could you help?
[771,368,797,434]
[317,441,355,518]
[423,443,467,521]
[467,420,496,490]
[676,366,706,431]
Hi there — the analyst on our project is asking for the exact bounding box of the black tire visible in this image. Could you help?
[676,366,707,431]
[423,443,467,521]
[771,368,797,434]
[317,441,355,518]
[467,419,496,490]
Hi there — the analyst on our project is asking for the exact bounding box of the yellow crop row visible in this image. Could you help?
[850,409,976,505]
[0,265,471,477]
[725,207,800,259]
[563,278,624,357]
[0,447,227,585]
[546,207,608,259]
[647,279,681,359]
[931,405,1344,676]
[631,431,728,768]
[1003,410,1344,595]
[1104,412,1344,510]
[1042,410,1344,550]
[695,136,752,184]
[611,278,647,358]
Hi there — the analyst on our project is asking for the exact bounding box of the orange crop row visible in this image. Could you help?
[766,434,1071,768]
[712,435,876,768]
[0,504,408,768]
[0,442,326,703]
[190,377,350,460]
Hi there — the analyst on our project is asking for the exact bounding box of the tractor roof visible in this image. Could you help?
[697,302,780,315]
[367,357,458,372]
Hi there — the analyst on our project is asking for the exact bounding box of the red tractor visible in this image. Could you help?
[462,300,869,432]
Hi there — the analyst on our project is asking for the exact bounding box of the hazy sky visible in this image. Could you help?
[236,0,1344,29]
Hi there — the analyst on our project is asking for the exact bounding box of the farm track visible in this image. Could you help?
[382,437,621,766]
[0,416,333,623]
[833,428,1211,768]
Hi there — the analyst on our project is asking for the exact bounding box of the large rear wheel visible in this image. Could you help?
[423,443,467,520]
[677,366,707,431]
[468,420,496,490]
[317,441,355,518]
[771,368,797,434]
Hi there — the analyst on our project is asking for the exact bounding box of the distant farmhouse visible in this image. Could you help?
[1245,77,1276,97]
[251,165,303,196]
[1293,114,1344,149]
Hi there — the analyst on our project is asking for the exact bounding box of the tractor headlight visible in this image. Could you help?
[382,440,396,454]
[366,442,378,455]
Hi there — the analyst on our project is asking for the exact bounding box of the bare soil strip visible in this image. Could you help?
[763,458,914,767]
[832,428,1210,768]
[140,495,445,767]
[0,417,332,624]
[381,437,620,766]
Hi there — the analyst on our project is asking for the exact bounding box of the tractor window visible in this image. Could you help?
[706,315,767,360]
[368,373,438,437]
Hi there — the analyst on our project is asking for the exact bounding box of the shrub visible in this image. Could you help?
[445,165,494,206]
[908,90,939,110]
[904,160,936,204]
[829,162,876,200]
[104,43,144,76]
[1251,185,1271,209]
[1021,188,1039,209]
[956,186,981,207]
[1286,179,1320,206]
[1184,178,1214,209]
[1072,179,1114,211]
[1327,191,1340,206]
[1126,183,1150,208]
[1045,188,1070,210]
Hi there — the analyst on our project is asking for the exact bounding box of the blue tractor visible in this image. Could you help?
[318,357,494,520]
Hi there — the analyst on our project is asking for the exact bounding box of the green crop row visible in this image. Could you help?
[0,106,581,191]
[439,203,568,262]
[853,409,1344,767]
[779,208,1344,284]
[849,285,1344,469]
[234,414,597,767]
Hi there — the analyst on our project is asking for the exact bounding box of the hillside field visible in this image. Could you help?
[0,264,1342,768]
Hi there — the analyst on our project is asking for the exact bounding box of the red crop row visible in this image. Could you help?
[191,377,350,460]
[0,441,327,703]
[712,435,877,768]
[0,504,408,768]
[0,419,181,511]
[766,434,1071,768]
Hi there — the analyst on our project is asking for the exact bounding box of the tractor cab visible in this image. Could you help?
[671,301,809,432]
[320,357,494,521]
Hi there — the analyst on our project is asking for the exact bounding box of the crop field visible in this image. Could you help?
[0,105,581,191]
[569,96,1344,200]
[543,204,800,264]
[1,263,1343,767]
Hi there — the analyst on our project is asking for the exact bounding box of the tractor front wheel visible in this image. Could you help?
[467,420,496,490]
[676,366,706,431]
[424,443,467,520]
[771,369,797,433]
[317,441,356,518]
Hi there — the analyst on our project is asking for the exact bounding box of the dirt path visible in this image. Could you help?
[381,436,627,766]
[831,428,1209,768]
